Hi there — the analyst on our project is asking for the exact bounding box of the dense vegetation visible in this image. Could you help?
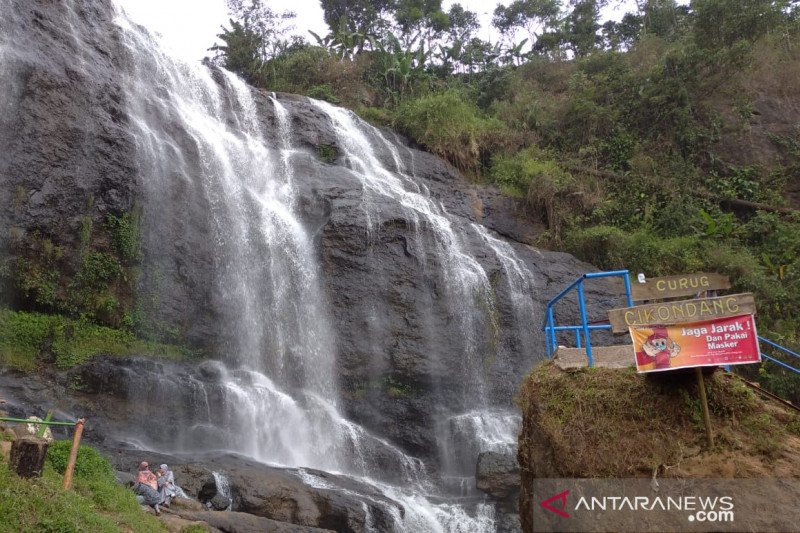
[0,308,192,372]
[0,207,197,370]
[210,0,800,401]
[0,442,165,532]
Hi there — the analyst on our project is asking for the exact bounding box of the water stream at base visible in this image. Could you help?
[103,4,540,530]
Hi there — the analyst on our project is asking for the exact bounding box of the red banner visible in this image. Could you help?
[630,314,760,373]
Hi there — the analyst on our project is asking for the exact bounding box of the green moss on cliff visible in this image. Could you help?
[0,205,146,329]
[0,308,194,371]
[317,144,338,164]
[106,209,142,264]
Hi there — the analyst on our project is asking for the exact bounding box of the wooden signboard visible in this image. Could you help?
[630,272,730,301]
[608,293,755,333]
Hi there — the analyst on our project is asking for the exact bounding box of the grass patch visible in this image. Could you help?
[0,443,165,532]
[0,308,195,371]
[394,90,503,173]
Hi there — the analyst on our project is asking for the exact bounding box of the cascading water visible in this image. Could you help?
[211,471,233,511]
[312,101,497,404]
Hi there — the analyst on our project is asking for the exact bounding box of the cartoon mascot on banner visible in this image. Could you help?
[636,326,681,370]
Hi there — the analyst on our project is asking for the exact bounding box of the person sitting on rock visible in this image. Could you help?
[157,463,177,507]
[133,461,162,515]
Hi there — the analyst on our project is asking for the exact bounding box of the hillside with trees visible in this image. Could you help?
[209,0,800,401]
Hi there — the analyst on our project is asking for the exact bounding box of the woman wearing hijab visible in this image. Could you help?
[157,463,177,507]
[133,461,162,515]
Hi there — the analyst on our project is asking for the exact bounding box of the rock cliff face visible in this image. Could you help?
[0,0,625,530]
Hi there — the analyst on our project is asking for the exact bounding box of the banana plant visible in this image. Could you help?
[505,38,529,66]
[308,17,372,61]
[376,33,431,102]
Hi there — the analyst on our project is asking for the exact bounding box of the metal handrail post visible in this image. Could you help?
[545,317,551,357]
[577,280,593,366]
[623,271,634,307]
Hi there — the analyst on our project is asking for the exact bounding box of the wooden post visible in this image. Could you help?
[62,418,85,490]
[695,368,714,447]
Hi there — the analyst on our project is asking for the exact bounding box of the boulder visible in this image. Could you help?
[476,451,520,500]
[114,470,136,486]
[167,455,399,533]
[170,497,206,513]
[208,492,232,511]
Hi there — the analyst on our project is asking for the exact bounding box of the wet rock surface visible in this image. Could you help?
[108,449,403,533]
[476,451,520,500]
[174,510,335,533]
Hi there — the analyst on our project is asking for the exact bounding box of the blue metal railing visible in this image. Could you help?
[544,270,633,366]
[543,269,800,374]
[758,336,800,375]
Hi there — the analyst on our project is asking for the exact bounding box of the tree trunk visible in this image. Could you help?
[9,436,49,478]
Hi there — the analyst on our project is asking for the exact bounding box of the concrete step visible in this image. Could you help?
[552,345,634,370]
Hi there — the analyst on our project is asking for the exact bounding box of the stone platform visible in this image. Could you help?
[552,345,635,370]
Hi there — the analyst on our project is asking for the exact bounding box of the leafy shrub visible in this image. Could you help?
[565,226,706,275]
[491,149,568,196]
[306,84,340,103]
[46,441,114,484]
[394,90,502,172]
[0,308,56,370]
[357,106,394,127]
[490,149,599,236]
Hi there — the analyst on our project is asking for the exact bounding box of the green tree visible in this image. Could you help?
[639,0,690,40]
[492,0,562,46]
[320,0,394,51]
[209,19,265,85]
[225,0,297,59]
[601,14,643,50]
[394,0,449,50]
[564,0,603,57]
[691,0,788,49]
[434,4,480,73]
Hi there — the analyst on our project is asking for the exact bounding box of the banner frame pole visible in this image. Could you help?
[695,368,714,448]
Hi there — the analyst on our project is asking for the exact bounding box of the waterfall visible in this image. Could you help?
[108,5,521,530]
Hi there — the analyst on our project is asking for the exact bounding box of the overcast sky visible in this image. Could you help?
[115,0,640,63]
